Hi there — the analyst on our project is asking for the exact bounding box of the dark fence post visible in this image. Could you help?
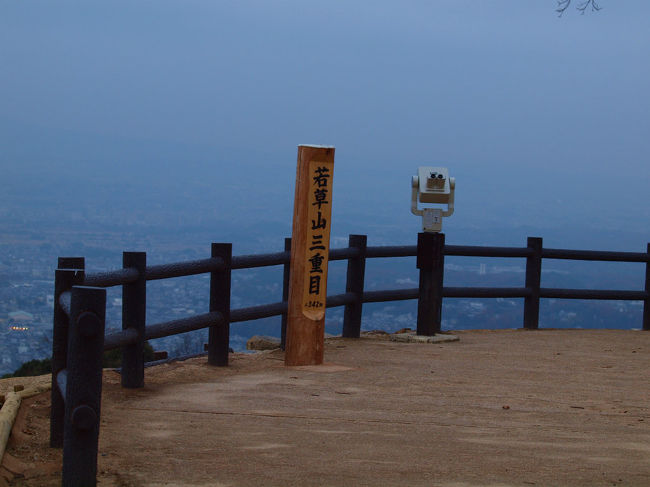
[524,237,543,330]
[281,237,291,350]
[208,243,232,366]
[416,232,445,336]
[63,285,106,487]
[643,243,650,331]
[58,257,85,270]
[343,234,367,338]
[121,252,147,388]
[50,261,84,448]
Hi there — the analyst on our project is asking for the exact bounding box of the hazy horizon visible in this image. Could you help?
[2,1,648,253]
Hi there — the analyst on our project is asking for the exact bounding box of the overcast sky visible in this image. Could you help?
[1,1,648,248]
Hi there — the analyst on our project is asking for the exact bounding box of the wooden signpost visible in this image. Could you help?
[285,145,335,366]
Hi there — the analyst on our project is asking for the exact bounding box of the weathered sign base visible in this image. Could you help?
[285,145,335,366]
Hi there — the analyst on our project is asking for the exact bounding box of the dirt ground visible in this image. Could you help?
[1,329,649,486]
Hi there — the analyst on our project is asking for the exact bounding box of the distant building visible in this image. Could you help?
[9,310,34,322]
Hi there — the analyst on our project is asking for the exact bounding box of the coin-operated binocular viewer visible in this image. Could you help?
[411,167,455,233]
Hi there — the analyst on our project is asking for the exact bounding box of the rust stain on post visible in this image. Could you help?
[285,145,335,366]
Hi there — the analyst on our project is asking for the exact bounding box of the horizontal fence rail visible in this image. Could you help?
[76,244,650,289]
[100,280,649,349]
[103,328,139,351]
[542,248,650,262]
[232,251,290,269]
[230,302,287,323]
[365,245,415,258]
[145,311,224,341]
[83,268,139,287]
[539,288,648,300]
[146,258,225,280]
[68,244,650,346]
[443,287,532,299]
[67,237,650,349]
[445,244,533,258]
[362,288,420,303]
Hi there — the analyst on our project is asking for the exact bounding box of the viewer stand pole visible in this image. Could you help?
[416,232,445,336]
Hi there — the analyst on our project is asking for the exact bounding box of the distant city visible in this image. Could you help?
[1,217,646,376]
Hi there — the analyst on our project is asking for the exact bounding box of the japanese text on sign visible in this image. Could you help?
[302,162,333,319]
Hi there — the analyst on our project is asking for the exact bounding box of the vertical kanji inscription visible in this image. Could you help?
[302,161,333,319]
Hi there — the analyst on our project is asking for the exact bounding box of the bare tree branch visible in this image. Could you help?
[556,0,572,16]
[556,0,602,17]
[577,0,602,14]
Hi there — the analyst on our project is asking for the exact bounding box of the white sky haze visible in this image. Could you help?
[1,1,648,248]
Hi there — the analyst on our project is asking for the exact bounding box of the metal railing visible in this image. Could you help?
[49,234,650,486]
